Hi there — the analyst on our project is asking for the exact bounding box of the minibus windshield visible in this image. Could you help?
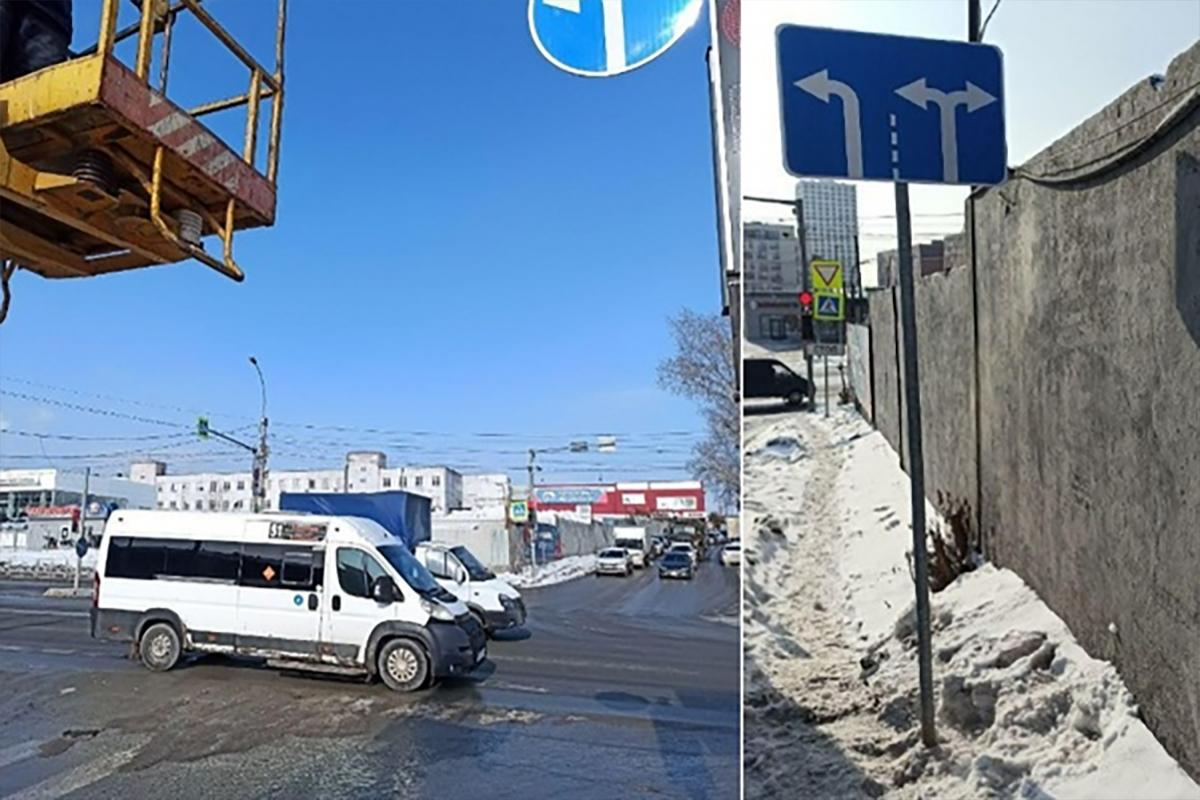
[377,544,450,600]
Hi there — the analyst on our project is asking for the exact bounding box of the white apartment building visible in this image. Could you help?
[796,179,860,294]
[743,221,802,294]
[131,451,464,514]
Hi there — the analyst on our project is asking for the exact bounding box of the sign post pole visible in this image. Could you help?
[777,25,1005,749]
[824,355,830,418]
[895,181,936,747]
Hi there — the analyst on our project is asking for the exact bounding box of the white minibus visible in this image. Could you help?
[90,510,486,691]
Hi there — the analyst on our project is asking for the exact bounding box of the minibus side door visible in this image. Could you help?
[322,546,396,666]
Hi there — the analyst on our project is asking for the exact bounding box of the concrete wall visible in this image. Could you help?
[974,46,1200,776]
[911,266,978,518]
[860,42,1200,777]
[554,518,614,558]
[430,515,512,570]
[846,323,873,421]
[867,288,904,462]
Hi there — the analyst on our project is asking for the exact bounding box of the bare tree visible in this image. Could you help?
[657,309,739,509]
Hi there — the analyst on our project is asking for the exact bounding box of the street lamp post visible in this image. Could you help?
[249,357,268,513]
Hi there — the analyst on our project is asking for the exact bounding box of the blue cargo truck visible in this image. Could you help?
[279,491,431,551]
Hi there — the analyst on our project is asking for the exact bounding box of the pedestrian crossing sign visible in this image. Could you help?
[811,260,843,293]
[509,500,529,523]
[813,291,844,321]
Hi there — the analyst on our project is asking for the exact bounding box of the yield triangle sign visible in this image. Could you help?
[815,263,839,287]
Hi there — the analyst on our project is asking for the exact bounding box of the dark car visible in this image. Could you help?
[743,358,810,406]
[658,551,694,580]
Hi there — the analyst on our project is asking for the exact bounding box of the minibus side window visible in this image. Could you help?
[241,544,285,589]
[106,537,166,580]
[336,548,389,598]
[162,539,199,579]
[280,549,321,590]
[195,541,240,582]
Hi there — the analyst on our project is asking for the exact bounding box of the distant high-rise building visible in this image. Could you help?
[795,180,859,294]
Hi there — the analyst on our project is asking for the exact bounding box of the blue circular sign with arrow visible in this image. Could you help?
[528,0,704,78]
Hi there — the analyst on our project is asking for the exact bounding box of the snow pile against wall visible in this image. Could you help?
[857,41,1200,775]
[743,401,1199,798]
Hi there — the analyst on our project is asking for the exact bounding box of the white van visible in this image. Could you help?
[90,510,486,692]
[415,542,525,637]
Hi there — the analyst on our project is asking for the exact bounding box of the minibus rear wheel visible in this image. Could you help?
[139,622,182,672]
[378,638,429,692]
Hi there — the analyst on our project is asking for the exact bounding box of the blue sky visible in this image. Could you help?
[0,1,721,484]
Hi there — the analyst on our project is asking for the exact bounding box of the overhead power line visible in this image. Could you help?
[0,390,187,428]
[0,429,197,443]
[979,0,1003,40]
[2,383,702,443]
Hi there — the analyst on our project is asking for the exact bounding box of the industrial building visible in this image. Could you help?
[130,451,465,513]
[530,480,705,520]
[0,468,155,521]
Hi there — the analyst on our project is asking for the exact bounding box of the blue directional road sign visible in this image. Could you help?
[777,26,1005,185]
[529,0,704,77]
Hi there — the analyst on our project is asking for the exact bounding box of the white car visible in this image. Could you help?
[667,542,698,567]
[90,510,485,692]
[719,541,741,566]
[596,547,633,577]
[416,542,526,637]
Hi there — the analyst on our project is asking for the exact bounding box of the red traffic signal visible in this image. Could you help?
[798,291,813,313]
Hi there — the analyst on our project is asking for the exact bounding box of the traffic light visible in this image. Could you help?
[798,291,814,341]
[197,416,210,439]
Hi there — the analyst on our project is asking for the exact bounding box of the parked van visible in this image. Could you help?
[90,510,486,692]
[415,542,526,637]
[743,357,811,407]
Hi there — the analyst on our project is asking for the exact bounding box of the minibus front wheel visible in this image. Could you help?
[378,638,429,692]
[139,622,182,672]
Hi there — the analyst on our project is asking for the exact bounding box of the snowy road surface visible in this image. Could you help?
[0,555,738,799]
[742,392,1200,799]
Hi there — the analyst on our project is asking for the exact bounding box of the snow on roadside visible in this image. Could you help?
[744,400,1200,799]
[0,548,97,580]
[496,554,596,589]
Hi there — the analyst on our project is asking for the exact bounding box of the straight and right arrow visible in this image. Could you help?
[895,78,997,182]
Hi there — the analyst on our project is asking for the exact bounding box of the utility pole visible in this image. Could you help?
[795,197,816,409]
[249,357,268,513]
[74,467,90,592]
[526,449,537,574]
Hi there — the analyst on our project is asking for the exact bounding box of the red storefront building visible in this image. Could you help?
[530,481,705,520]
